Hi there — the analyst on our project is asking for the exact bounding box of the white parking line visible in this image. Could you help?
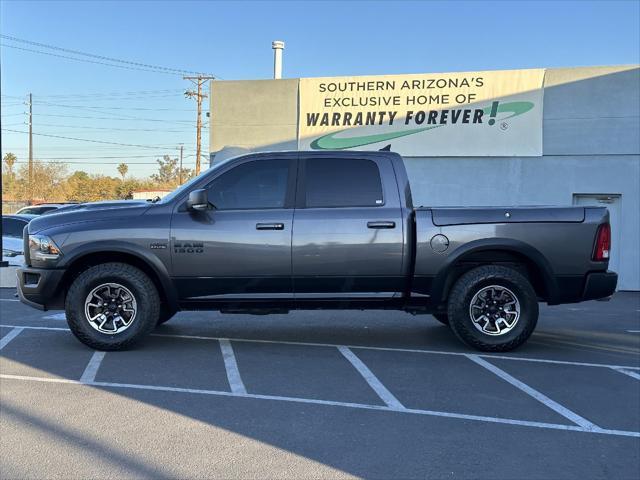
[1,324,68,332]
[0,299,19,302]
[219,339,247,395]
[2,323,639,371]
[612,367,640,381]
[80,352,106,383]
[338,346,405,410]
[466,354,601,431]
[150,333,640,370]
[0,327,24,350]
[1,372,638,438]
[43,313,66,321]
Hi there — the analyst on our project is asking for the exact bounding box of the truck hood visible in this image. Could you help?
[28,200,151,234]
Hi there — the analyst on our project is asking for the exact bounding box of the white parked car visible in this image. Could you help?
[16,203,78,216]
[2,215,35,266]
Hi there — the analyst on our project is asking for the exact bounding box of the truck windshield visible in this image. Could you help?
[157,158,233,204]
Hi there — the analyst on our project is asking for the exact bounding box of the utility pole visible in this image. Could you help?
[28,93,33,203]
[178,144,184,185]
[184,76,214,176]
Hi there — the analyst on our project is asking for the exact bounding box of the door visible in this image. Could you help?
[573,194,622,287]
[292,155,404,299]
[171,157,296,300]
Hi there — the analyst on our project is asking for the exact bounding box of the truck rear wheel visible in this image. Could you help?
[65,262,160,351]
[447,265,538,352]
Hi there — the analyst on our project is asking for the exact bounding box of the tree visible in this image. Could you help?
[65,171,121,202]
[2,152,18,199]
[3,152,17,176]
[13,161,69,202]
[150,155,194,189]
[117,163,128,182]
[151,155,179,185]
[115,179,142,200]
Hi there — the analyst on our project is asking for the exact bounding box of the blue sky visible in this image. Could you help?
[1,0,639,177]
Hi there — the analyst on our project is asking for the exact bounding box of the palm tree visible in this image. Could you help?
[117,163,128,182]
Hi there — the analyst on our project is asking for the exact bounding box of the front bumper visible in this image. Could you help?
[582,270,618,301]
[16,266,66,311]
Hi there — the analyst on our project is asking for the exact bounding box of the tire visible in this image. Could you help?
[65,262,160,351]
[447,265,538,352]
[432,313,449,325]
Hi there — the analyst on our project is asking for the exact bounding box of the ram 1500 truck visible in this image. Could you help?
[16,151,618,352]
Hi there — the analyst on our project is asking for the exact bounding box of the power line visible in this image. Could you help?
[2,128,190,150]
[14,160,197,165]
[18,154,182,159]
[34,100,194,112]
[1,43,189,76]
[29,113,200,125]
[4,91,187,103]
[1,35,220,77]
[30,123,198,133]
[28,89,184,98]
[29,100,195,123]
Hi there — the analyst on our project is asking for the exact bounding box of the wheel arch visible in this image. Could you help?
[58,243,178,312]
[431,238,557,305]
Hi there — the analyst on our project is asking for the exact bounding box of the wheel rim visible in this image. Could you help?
[469,285,520,336]
[84,283,137,335]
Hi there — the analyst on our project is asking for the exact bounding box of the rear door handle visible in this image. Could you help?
[367,221,396,229]
[256,222,284,230]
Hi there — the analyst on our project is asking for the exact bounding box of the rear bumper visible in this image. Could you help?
[16,266,66,311]
[549,270,618,304]
[582,270,618,301]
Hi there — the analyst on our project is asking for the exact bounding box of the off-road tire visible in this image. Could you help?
[65,262,160,351]
[432,313,449,325]
[447,265,538,352]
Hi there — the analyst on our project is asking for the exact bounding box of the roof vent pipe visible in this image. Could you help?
[272,41,285,79]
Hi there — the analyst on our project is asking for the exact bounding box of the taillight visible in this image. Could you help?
[593,223,611,261]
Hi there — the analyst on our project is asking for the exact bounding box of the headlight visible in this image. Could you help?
[29,235,62,262]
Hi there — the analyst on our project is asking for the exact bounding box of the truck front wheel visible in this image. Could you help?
[65,262,160,351]
[447,265,538,352]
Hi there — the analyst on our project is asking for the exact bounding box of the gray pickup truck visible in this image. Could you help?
[17,150,617,352]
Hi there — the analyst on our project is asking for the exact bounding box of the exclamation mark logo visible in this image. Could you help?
[488,101,499,125]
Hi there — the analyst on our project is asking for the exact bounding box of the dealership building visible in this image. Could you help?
[209,65,640,290]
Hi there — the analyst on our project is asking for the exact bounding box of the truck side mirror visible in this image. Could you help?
[187,189,210,211]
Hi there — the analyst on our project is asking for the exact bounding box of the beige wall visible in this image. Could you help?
[209,78,299,155]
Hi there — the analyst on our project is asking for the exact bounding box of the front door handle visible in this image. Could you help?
[367,221,396,229]
[256,222,285,230]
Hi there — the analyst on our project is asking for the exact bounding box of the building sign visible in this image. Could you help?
[298,69,545,156]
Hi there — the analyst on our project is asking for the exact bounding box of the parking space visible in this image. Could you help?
[1,290,639,478]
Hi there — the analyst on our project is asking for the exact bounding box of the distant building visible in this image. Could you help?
[131,190,172,201]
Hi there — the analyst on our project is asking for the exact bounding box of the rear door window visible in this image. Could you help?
[304,158,383,208]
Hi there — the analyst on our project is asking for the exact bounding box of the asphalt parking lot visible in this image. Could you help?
[1,289,639,479]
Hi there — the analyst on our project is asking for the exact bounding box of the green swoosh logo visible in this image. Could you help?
[310,125,442,150]
[482,101,534,119]
[309,101,535,150]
